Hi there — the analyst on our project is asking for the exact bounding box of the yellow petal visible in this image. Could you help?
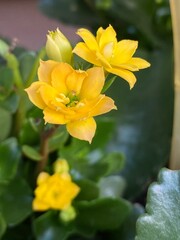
[89,95,117,117]
[38,60,58,84]
[127,57,151,69]
[107,67,137,89]
[39,83,58,108]
[96,27,104,43]
[43,108,68,124]
[25,82,47,109]
[111,40,138,65]
[98,25,117,50]
[67,117,96,143]
[51,63,72,95]
[96,51,112,68]
[37,172,50,185]
[76,28,99,51]
[32,198,49,211]
[79,67,105,100]
[73,42,100,66]
[66,70,87,95]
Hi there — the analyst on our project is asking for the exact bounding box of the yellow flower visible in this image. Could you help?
[33,172,80,211]
[25,61,116,143]
[46,28,72,64]
[73,25,150,89]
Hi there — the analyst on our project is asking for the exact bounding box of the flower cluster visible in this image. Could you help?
[25,25,150,143]
[33,159,80,212]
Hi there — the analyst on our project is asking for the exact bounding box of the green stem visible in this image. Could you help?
[25,47,46,87]
[35,125,58,178]
[101,75,116,93]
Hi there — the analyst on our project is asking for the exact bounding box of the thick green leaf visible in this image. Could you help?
[0,92,20,113]
[109,46,173,199]
[102,152,125,176]
[98,176,126,198]
[75,179,99,201]
[0,176,32,225]
[18,51,36,83]
[136,168,180,240]
[48,126,69,152]
[0,138,21,182]
[34,211,76,240]
[0,108,12,142]
[0,213,6,238]
[105,203,144,240]
[75,198,131,232]
[22,145,42,161]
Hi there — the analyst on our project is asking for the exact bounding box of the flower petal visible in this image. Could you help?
[39,83,58,108]
[98,25,117,50]
[38,60,58,84]
[89,95,117,117]
[127,57,151,69]
[107,67,137,89]
[76,28,99,51]
[51,63,72,95]
[67,117,96,143]
[32,198,49,211]
[111,40,138,65]
[73,42,100,66]
[66,70,87,95]
[79,67,105,100]
[43,108,68,124]
[25,82,47,109]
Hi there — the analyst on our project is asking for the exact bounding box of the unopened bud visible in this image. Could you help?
[60,205,77,222]
[46,28,72,63]
[53,159,69,174]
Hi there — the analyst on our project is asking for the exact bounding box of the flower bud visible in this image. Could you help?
[60,205,77,222]
[53,159,69,174]
[46,28,72,64]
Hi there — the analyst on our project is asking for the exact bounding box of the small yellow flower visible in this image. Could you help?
[33,172,80,211]
[73,25,150,89]
[25,61,116,143]
[46,28,72,64]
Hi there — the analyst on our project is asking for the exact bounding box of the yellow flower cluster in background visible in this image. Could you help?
[25,25,150,143]
[33,159,80,211]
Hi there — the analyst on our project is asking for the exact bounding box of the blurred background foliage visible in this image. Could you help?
[39,0,173,199]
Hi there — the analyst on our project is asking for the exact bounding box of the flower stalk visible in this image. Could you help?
[169,0,180,169]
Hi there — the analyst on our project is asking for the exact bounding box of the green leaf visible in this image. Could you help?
[18,51,36,83]
[0,176,32,225]
[48,126,69,152]
[98,176,126,198]
[22,145,42,161]
[0,67,14,100]
[75,198,131,232]
[102,152,125,176]
[0,108,12,142]
[19,119,40,145]
[0,92,20,113]
[75,179,99,201]
[106,203,144,240]
[34,211,76,240]
[136,168,180,240]
[0,213,6,238]
[0,138,21,182]
[110,46,173,199]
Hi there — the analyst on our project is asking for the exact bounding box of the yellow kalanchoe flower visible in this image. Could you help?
[73,25,150,89]
[33,172,80,211]
[25,61,116,143]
